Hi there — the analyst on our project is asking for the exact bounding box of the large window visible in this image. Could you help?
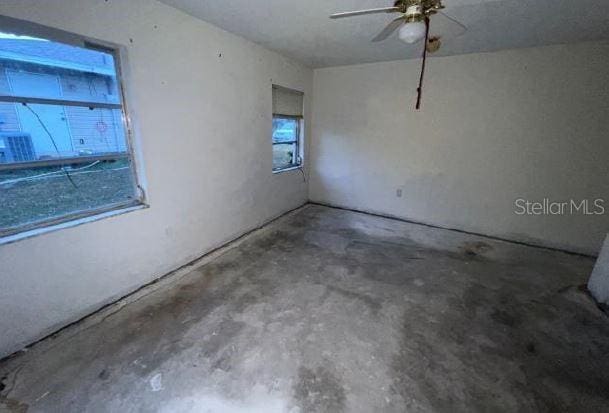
[0,22,143,237]
[272,85,303,172]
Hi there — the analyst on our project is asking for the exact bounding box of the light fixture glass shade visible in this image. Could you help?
[398,21,426,44]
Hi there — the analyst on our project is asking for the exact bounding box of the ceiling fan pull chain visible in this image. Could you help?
[416,16,431,110]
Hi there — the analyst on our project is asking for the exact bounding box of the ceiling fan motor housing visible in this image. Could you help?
[395,0,444,22]
[405,4,423,22]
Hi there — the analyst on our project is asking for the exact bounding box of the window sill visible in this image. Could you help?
[0,202,149,246]
[273,165,303,174]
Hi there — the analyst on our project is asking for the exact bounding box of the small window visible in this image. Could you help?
[0,25,143,237]
[272,85,303,172]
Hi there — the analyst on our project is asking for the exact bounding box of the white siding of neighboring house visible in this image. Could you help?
[0,103,21,132]
[0,65,126,157]
[0,68,9,93]
[7,69,74,157]
[64,106,125,154]
[0,70,21,133]
[60,73,125,154]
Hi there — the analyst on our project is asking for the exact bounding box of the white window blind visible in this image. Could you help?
[272,85,303,117]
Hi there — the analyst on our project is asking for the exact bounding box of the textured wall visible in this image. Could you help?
[310,42,609,255]
[0,0,312,358]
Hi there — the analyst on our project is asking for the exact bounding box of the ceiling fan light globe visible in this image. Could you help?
[398,21,426,44]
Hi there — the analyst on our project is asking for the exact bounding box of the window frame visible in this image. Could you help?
[0,15,146,240]
[272,113,303,172]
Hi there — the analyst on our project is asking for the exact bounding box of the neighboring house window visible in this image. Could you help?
[0,23,143,237]
[272,85,303,172]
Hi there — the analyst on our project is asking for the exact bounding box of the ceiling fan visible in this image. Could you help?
[330,0,467,109]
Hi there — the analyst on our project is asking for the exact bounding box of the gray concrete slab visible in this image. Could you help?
[1,205,608,412]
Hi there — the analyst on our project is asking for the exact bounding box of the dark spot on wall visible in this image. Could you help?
[129,38,134,44]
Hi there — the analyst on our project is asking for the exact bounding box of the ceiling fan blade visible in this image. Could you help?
[429,11,468,39]
[372,17,404,42]
[330,7,400,19]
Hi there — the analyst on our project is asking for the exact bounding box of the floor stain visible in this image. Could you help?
[324,284,382,314]
[97,369,110,381]
[293,366,346,413]
[459,241,493,258]
[392,270,609,412]
[0,396,28,413]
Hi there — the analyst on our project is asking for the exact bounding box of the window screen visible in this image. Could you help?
[0,29,142,236]
[272,85,303,171]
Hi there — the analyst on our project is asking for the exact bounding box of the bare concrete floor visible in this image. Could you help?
[1,205,609,412]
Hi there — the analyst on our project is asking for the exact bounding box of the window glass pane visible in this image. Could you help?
[272,116,300,170]
[0,159,137,230]
[0,103,126,162]
[272,117,298,144]
[273,142,297,171]
[0,32,120,104]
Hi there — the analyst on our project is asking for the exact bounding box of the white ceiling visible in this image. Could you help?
[159,0,609,68]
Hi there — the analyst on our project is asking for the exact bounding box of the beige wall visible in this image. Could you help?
[0,0,312,358]
[310,42,609,256]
